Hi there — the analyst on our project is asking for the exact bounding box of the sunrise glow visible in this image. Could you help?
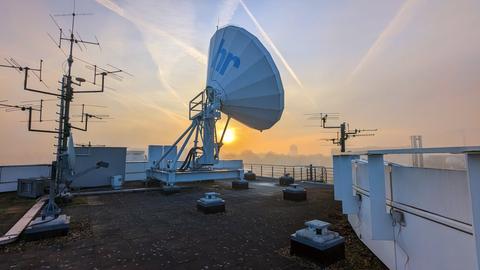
[222,129,235,144]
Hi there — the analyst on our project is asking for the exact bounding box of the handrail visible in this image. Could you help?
[244,163,333,183]
[334,146,480,156]
[189,90,204,120]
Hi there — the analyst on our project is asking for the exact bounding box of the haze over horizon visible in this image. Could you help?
[1,0,479,165]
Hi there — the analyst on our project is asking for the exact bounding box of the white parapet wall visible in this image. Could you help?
[0,164,51,193]
[1,159,245,192]
[125,161,147,181]
[0,161,147,193]
[333,146,480,270]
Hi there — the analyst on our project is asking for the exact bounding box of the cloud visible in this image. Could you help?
[95,0,205,108]
[347,0,418,83]
[95,0,124,16]
[96,0,206,65]
[218,0,240,26]
[239,0,303,88]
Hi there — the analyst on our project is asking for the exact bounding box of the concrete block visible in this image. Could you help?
[197,192,225,214]
[290,220,345,266]
[232,180,249,190]
[283,184,307,201]
[23,214,70,241]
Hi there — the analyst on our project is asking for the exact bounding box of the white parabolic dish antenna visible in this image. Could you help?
[207,25,284,131]
[151,25,285,175]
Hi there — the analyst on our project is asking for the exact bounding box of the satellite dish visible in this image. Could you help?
[75,77,86,83]
[149,25,286,175]
[207,25,284,131]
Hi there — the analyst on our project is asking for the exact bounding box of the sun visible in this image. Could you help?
[222,128,235,144]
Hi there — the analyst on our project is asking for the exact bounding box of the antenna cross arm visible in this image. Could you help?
[26,107,56,134]
[323,125,342,129]
[70,113,100,131]
[23,68,60,97]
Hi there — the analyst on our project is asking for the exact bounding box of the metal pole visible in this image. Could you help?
[43,77,66,218]
[155,121,196,168]
[174,122,197,167]
[219,116,231,144]
[55,12,77,193]
[340,122,346,152]
[62,12,76,152]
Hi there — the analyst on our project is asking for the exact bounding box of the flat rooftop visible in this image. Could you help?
[0,180,386,269]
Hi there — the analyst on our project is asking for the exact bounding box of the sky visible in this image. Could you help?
[0,0,479,165]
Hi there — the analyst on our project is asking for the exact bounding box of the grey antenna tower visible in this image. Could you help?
[306,113,377,152]
[0,1,131,238]
[410,135,424,167]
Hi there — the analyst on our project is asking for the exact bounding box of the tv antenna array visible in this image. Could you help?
[0,2,130,223]
[306,113,377,152]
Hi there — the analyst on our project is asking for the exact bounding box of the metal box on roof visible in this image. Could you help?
[17,178,46,198]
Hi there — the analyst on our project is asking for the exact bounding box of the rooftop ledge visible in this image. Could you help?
[333,146,480,156]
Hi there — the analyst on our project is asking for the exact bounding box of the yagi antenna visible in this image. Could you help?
[71,103,107,108]
[1,57,50,94]
[95,36,102,51]
[107,64,134,77]
[307,112,378,152]
[0,101,46,123]
[53,12,94,17]
[48,10,101,56]
[76,31,89,51]
[71,103,109,123]
[74,57,132,89]
[49,14,64,48]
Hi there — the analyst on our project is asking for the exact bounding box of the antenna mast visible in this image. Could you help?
[307,113,377,152]
[0,1,131,235]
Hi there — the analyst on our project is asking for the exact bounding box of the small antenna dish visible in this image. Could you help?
[207,26,284,131]
[75,77,86,83]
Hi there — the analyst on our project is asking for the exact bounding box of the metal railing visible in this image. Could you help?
[244,163,333,184]
[189,90,204,120]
